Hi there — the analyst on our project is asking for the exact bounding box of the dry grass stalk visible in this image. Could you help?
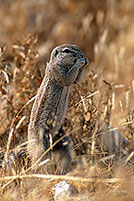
[0,1,134,200]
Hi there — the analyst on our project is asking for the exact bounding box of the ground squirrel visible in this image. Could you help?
[28,44,88,174]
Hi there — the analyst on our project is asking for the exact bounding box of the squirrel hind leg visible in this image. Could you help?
[53,133,75,174]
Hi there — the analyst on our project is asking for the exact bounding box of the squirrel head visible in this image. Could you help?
[46,44,88,85]
[49,44,85,67]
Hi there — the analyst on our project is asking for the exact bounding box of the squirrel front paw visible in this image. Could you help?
[76,58,89,68]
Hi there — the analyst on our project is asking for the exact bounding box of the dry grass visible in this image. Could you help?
[0,0,134,200]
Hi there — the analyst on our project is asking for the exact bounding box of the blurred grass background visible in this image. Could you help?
[0,0,134,200]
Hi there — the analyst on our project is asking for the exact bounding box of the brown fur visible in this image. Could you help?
[28,44,88,174]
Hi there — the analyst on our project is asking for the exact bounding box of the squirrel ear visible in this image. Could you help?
[54,49,58,57]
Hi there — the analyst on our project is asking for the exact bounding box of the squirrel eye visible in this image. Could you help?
[54,49,58,57]
[62,48,73,54]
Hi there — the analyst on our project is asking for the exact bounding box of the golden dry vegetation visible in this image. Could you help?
[0,0,134,200]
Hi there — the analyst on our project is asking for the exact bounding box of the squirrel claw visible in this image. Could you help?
[84,58,89,66]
